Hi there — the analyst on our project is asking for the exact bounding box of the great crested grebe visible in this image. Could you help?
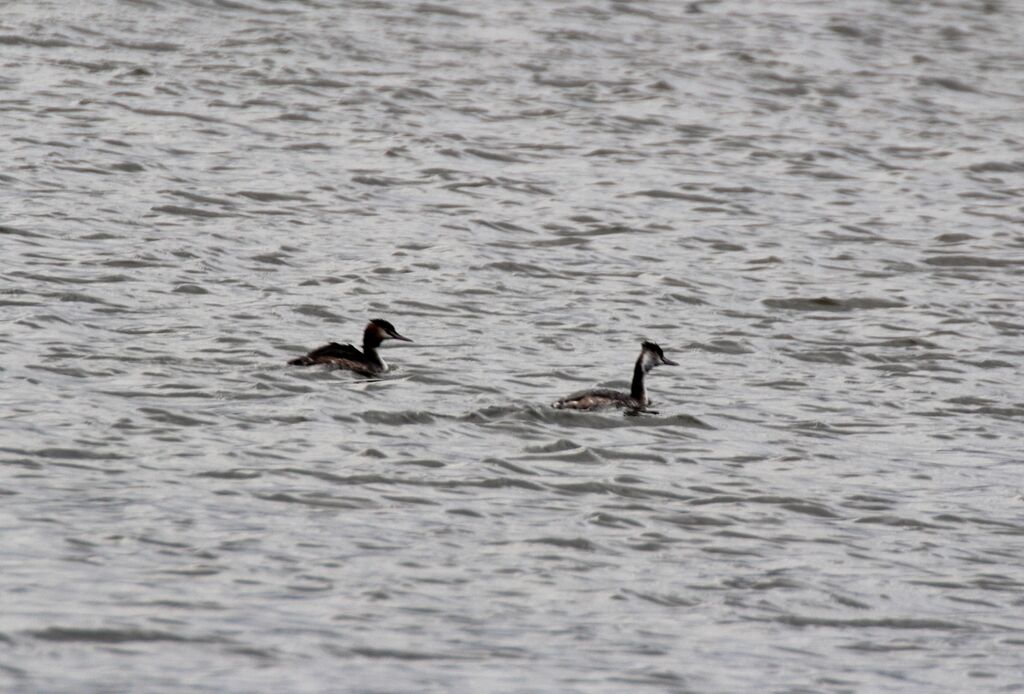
[288,319,412,376]
[553,341,677,411]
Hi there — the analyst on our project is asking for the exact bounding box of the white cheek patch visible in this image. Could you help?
[641,351,659,371]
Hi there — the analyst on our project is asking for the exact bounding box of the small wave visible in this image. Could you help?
[0,225,47,239]
[151,205,235,218]
[415,3,479,18]
[967,160,1024,173]
[463,402,711,430]
[30,627,216,643]
[349,646,470,661]
[256,492,378,509]
[923,255,1020,267]
[359,410,443,425]
[109,39,181,52]
[853,515,947,529]
[172,284,209,295]
[523,439,579,454]
[108,102,225,124]
[463,148,527,163]
[138,407,214,427]
[785,349,856,365]
[524,536,598,551]
[352,175,421,186]
[235,190,310,202]
[0,35,78,48]
[195,469,261,480]
[752,379,806,390]
[548,480,690,501]
[768,615,967,631]
[918,76,978,93]
[108,161,144,172]
[1,446,127,462]
[520,445,603,464]
[629,189,727,204]
[249,252,291,266]
[261,74,352,88]
[763,296,905,311]
[688,340,753,355]
[588,512,644,529]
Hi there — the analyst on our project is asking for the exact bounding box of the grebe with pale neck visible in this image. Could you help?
[288,319,412,376]
[552,341,677,411]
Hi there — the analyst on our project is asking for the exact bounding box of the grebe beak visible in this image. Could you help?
[391,332,413,342]
[661,357,678,366]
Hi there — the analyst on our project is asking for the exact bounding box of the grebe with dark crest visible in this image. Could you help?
[553,341,677,411]
[288,319,412,376]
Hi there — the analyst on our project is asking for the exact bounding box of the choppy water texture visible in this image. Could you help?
[3,0,1024,691]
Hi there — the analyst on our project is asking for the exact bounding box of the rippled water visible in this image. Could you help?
[3,0,1024,691]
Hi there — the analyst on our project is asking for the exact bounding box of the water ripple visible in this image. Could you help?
[2,0,1023,691]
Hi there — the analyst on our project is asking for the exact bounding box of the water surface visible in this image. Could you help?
[2,1,1024,691]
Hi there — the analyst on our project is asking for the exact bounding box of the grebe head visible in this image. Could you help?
[640,341,677,370]
[369,318,413,342]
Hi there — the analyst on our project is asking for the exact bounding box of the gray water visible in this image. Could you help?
[3,0,1024,691]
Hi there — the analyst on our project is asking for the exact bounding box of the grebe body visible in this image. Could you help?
[553,341,677,411]
[289,319,412,376]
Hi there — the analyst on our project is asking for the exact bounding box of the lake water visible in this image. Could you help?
[2,1,1024,691]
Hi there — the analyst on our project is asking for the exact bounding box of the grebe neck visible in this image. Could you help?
[362,331,386,370]
[630,356,647,405]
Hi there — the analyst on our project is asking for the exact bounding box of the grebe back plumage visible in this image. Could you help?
[552,341,677,411]
[288,318,412,375]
